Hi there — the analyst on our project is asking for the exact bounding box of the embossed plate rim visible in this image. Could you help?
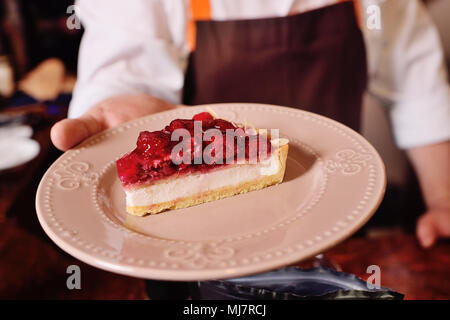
[36,103,386,280]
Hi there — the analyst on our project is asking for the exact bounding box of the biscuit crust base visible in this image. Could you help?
[126,144,288,216]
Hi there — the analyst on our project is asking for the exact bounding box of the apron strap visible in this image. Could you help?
[188,0,212,51]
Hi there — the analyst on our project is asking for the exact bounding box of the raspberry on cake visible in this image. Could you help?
[116,112,289,216]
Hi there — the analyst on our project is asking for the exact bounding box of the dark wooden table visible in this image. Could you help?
[1,218,448,299]
[1,104,449,300]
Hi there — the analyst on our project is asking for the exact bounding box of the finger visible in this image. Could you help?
[416,214,437,248]
[50,115,104,151]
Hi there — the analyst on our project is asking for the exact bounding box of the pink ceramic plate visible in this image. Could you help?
[36,103,386,281]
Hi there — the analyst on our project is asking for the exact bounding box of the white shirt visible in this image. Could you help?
[69,0,450,149]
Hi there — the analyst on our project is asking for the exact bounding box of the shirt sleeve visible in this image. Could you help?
[361,0,450,149]
[68,0,189,118]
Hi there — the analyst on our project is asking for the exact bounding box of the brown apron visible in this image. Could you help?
[183,1,367,132]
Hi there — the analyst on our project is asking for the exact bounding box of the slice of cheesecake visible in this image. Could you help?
[116,112,288,216]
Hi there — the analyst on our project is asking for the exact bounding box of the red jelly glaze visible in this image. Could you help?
[116,112,272,187]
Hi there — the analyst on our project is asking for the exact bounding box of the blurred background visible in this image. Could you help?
[0,0,449,299]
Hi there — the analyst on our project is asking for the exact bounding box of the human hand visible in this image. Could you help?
[416,206,450,248]
[51,94,180,151]
[407,141,450,249]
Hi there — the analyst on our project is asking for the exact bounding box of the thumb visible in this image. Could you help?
[50,115,104,151]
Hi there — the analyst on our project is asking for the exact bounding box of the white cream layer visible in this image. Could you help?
[125,154,280,207]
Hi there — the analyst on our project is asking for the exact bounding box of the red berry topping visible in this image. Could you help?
[116,112,272,187]
[213,119,236,131]
[136,131,170,156]
[168,119,194,132]
[192,112,214,122]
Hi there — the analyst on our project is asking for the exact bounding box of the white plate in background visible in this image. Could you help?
[0,137,40,172]
[0,124,33,139]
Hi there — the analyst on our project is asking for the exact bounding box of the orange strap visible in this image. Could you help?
[340,0,361,26]
[187,0,211,51]
[188,0,360,51]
